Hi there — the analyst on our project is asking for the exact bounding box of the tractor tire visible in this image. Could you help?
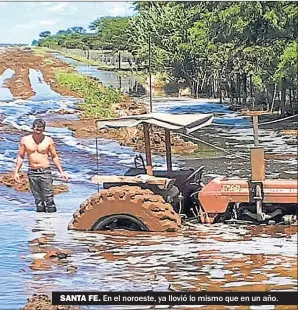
[68,186,181,232]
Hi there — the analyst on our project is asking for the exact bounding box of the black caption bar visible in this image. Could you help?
[52,291,298,306]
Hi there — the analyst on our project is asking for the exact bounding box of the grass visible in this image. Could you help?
[191,141,223,158]
[31,46,56,55]
[32,47,59,66]
[55,70,122,118]
[30,47,122,119]
[42,57,56,65]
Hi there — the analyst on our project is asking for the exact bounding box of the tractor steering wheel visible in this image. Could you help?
[134,154,146,170]
[184,166,205,185]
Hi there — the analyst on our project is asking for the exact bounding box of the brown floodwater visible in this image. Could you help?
[22,214,297,310]
[0,52,297,310]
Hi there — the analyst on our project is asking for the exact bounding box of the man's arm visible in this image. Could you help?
[48,138,68,182]
[14,138,26,182]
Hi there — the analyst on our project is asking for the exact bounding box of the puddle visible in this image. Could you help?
[28,68,62,101]
[0,68,15,102]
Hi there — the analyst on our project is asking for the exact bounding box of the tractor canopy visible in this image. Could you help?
[95,112,214,176]
[95,112,214,134]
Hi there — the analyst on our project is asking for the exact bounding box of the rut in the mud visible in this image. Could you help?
[0,48,77,99]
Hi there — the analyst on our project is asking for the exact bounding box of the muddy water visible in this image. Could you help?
[0,55,297,309]
[151,98,297,180]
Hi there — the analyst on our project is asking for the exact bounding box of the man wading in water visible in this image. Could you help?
[14,119,68,212]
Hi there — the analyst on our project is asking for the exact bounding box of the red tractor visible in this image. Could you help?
[68,112,297,232]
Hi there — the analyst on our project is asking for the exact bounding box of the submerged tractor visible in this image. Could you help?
[68,112,297,232]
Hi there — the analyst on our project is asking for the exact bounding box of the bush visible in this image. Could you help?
[56,71,122,118]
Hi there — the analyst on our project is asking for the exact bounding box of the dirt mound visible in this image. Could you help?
[29,247,72,271]
[49,118,197,155]
[114,97,147,116]
[23,294,79,310]
[5,66,35,99]
[0,172,68,195]
[279,129,298,136]
[53,184,69,195]
[28,234,73,271]
[0,172,30,191]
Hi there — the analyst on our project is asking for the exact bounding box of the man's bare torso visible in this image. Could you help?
[22,134,53,169]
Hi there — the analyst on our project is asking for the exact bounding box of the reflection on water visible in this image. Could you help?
[29,68,62,101]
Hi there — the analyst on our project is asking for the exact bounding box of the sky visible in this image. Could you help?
[0,1,135,44]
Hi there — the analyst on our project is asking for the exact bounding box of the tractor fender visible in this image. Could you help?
[198,176,231,214]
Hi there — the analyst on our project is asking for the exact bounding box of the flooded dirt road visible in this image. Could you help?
[0,50,297,309]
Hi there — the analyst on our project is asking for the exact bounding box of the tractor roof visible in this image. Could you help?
[96,112,214,134]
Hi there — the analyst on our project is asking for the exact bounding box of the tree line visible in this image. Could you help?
[33,1,297,115]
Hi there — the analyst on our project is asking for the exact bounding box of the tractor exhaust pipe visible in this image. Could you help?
[250,114,265,181]
[250,113,266,222]
[250,147,265,181]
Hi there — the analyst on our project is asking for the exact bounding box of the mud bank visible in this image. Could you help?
[0,48,200,155]
[0,172,68,194]
[23,294,78,310]
[29,234,73,271]
[0,48,78,99]
[49,117,198,155]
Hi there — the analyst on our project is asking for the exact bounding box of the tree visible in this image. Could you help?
[39,31,51,38]
[31,39,39,46]
[31,2,297,114]
[89,16,130,50]
[56,30,68,35]
[70,26,86,34]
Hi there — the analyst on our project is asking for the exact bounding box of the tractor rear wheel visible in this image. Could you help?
[68,186,181,232]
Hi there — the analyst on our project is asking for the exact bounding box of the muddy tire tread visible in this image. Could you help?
[69,186,181,232]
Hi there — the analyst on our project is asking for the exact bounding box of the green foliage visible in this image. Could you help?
[35,16,131,51]
[39,31,51,38]
[89,16,131,50]
[31,39,39,46]
[56,71,122,118]
[128,1,297,107]
[33,2,297,113]
[275,41,298,79]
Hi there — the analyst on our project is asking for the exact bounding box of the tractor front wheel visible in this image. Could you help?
[68,186,181,232]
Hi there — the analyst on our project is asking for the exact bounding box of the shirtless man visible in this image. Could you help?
[14,119,68,212]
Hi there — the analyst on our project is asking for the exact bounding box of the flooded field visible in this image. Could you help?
[0,51,297,309]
